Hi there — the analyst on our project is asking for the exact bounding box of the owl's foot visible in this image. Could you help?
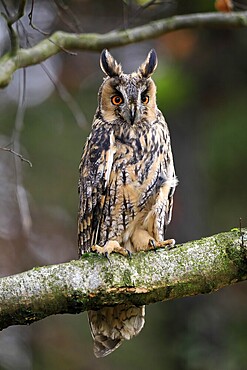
[91,240,130,259]
[148,238,176,251]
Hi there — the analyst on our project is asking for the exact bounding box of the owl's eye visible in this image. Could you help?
[111,95,123,106]
[141,94,149,104]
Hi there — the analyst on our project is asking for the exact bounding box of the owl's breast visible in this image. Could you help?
[101,126,172,244]
[105,151,166,245]
[111,136,167,209]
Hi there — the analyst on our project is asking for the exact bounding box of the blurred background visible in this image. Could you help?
[0,0,246,369]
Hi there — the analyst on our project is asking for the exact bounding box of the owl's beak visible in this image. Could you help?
[129,103,139,125]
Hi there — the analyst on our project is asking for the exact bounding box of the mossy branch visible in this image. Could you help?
[1,11,247,87]
[0,229,246,331]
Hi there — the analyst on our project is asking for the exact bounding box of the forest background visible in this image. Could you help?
[0,1,246,369]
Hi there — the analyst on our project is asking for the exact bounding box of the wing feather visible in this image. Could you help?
[78,125,115,254]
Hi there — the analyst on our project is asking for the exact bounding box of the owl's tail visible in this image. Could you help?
[88,304,145,358]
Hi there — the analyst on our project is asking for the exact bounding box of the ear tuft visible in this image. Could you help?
[138,49,158,78]
[100,49,122,77]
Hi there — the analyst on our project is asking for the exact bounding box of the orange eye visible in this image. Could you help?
[141,95,149,104]
[111,95,123,105]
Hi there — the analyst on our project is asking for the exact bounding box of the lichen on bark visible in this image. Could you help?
[0,228,246,331]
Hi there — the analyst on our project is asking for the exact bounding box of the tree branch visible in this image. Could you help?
[1,11,247,87]
[0,229,246,331]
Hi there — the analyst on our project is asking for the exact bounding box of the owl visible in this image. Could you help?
[78,49,178,357]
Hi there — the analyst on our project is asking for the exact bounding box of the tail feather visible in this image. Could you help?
[88,304,145,358]
[93,335,123,358]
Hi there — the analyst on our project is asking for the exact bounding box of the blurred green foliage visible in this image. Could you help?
[155,63,196,112]
[203,92,247,231]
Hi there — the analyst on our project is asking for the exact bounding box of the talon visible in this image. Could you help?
[166,240,176,251]
[149,239,157,252]
[127,249,132,259]
[91,240,128,258]
[104,251,111,264]
[156,239,176,250]
[91,244,100,253]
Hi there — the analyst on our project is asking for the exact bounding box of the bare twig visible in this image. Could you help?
[28,0,49,35]
[1,0,26,53]
[0,146,32,167]
[1,11,247,88]
[40,62,87,128]
[7,0,26,26]
[53,0,82,33]
[27,0,77,55]
[0,0,10,17]
[10,16,85,127]
[11,68,32,237]
[129,0,175,26]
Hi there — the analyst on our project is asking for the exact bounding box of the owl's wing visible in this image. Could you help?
[165,182,176,225]
[161,128,178,237]
[78,125,115,254]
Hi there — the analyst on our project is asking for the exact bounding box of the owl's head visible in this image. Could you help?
[98,49,158,126]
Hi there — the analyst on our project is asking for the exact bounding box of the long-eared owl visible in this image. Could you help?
[78,49,178,357]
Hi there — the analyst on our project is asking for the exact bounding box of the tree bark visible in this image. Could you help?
[0,228,246,331]
[1,11,247,87]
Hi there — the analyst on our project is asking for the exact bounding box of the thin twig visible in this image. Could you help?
[0,146,32,167]
[0,0,11,17]
[12,68,32,237]
[0,0,26,53]
[17,17,86,127]
[53,0,82,33]
[122,0,175,29]
[27,0,77,56]
[7,0,26,26]
[40,61,87,128]
[28,0,49,35]
[47,39,78,56]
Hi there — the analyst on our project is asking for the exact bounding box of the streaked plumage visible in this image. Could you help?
[78,49,177,357]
